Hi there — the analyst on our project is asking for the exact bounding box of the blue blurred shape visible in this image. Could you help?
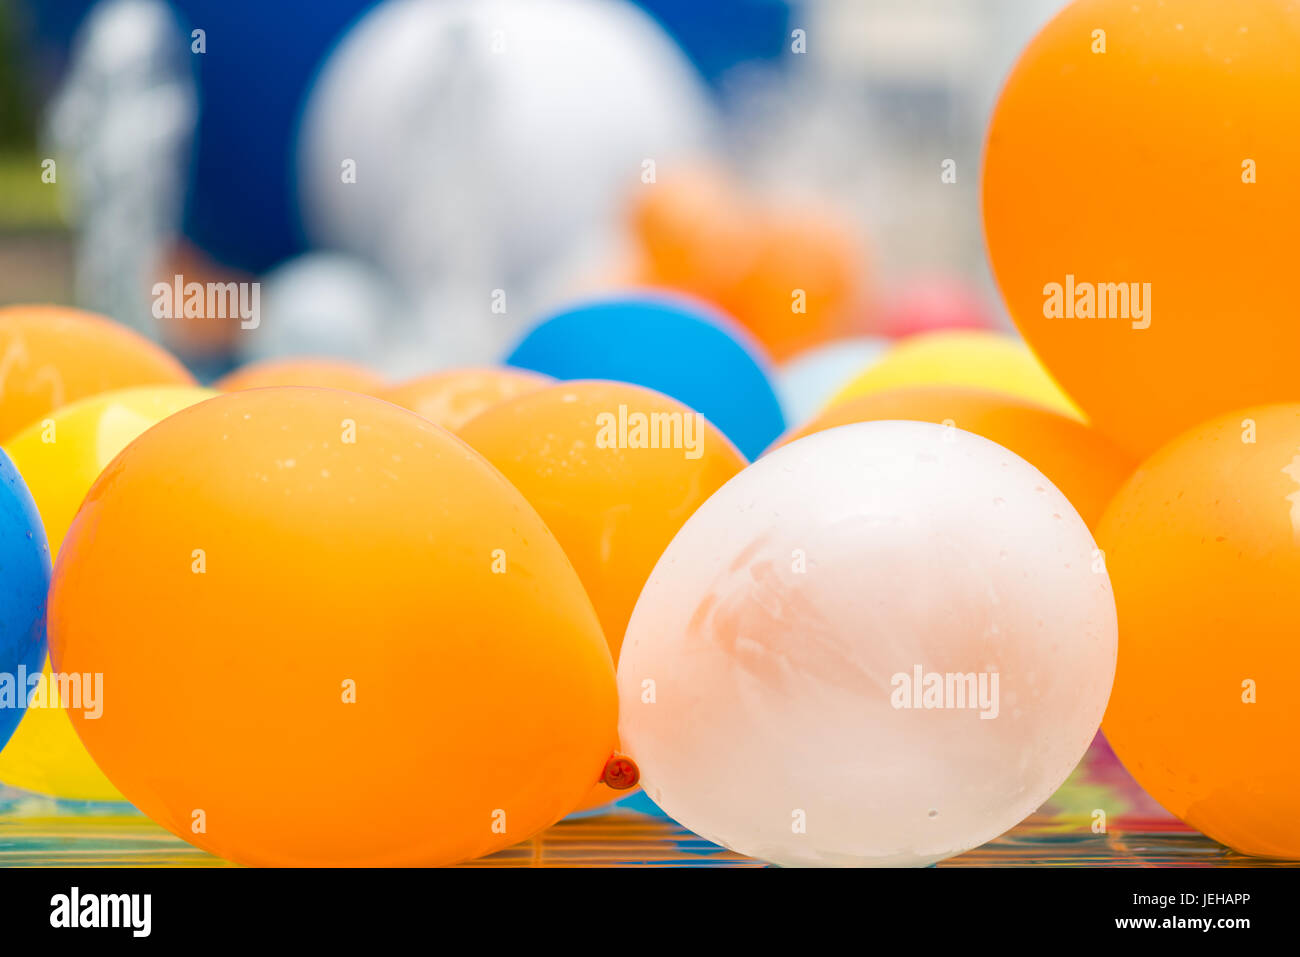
[168,0,379,273]
[506,294,785,460]
[634,0,791,84]
[0,449,51,753]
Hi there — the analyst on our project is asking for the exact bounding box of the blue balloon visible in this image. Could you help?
[777,337,889,428]
[506,294,784,460]
[0,449,51,752]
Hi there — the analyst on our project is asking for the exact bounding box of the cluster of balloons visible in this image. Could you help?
[2,305,625,864]
[982,0,1300,859]
[0,385,214,799]
[629,166,866,361]
[0,273,1123,869]
[1,0,1295,869]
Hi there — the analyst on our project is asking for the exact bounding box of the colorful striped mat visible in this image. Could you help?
[0,736,1292,867]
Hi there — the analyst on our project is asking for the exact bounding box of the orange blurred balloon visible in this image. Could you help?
[983,0,1300,458]
[460,381,745,809]
[1099,404,1300,859]
[49,388,617,866]
[633,166,754,293]
[384,367,552,432]
[0,304,194,441]
[216,357,386,394]
[632,168,863,361]
[777,386,1134,531]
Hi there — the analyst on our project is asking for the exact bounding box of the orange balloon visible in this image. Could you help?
[632,166,756,295]
[460,380,745,657]
[983,0,1300,458]
[216,357,385,394]
[777,386,1134,531]
[732,208,862,361]
[1099,404,1300,859]
[632,168,863,361]
[384,367,552,432]
[460,380,744,810]
[0,304,194,441]
[48,388,617,866]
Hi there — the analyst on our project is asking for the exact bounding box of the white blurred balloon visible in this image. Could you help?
[246,253,404,367]
[618,421,1116,866]
[297,0,713,360]
[49,0,194,335]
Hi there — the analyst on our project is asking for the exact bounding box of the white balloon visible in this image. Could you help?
[618,420,1116,866]
[297,0,712,310]
[248,252,403,365]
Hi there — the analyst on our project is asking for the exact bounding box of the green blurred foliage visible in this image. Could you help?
[0,1,64,229]
[0,0,37,150]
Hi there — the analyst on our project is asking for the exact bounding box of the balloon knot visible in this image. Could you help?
[601,753,639,790]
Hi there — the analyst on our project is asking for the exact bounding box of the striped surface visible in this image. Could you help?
[1,736,1294,867]
[0,807,1291,868]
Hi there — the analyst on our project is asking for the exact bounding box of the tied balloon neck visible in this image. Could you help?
[601,754,640,791]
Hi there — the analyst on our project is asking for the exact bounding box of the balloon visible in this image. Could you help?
[0,386,216,800]
[384,368,552,433]
[825,330,1081,420]
[780,386,1134,531]
[983,0,1300,458]
[872,277,997,339]
[460,380,745,811]
[618,421,1117,866]
[460,380,745,658]
[215,357,386,394]
[0,449,50,753]
[506,295,784,460]
[776,337,887,428]
[298,0,710,297]
[243,252,404,366]
[0,304,194,441]
[48,388,617,865]
[632,166,864,361]
[1098,404,1300,859]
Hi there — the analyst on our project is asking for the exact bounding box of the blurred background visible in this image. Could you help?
[0,0,1067,381]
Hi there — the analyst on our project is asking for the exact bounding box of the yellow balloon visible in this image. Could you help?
[825,330,1083,420]
[0,385,216,800]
